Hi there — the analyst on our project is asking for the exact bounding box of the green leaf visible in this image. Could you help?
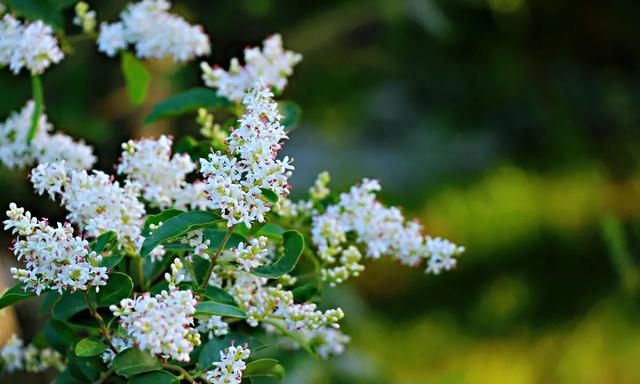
[121,52,151,106]
[127,371,179,384]
[244,358,285,380]
[100,254,125,269]
[195,301,247,319]
[27,74,43,143]
[91,231,118,254]
[255,223,286,241]
[203,228,246,249]
[45,319,80,352]
[142,209,184,236]
[252,231,305,278]
[0,282,34,310]
[112,348,161,379]
[75,337,108,357]
[144,88,232,125]
[67,355,100,381]
[292,284,320,303]
[55,369,86,384]
[52,292,87,321]
[199,286,237,306]
[97,272,134,306]
[7,0,64,31]
[260,188,279,204]
[279,100,302,130]
[141,211,223,257]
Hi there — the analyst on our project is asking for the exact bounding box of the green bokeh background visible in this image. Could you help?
[2,0,640,383]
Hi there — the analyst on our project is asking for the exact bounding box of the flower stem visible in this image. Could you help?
[131,255,146,290]
[84,291,116,351]
[163,363,196,382]
[27,74,43,143]
[93,368,114,384]
[200,225,235,289]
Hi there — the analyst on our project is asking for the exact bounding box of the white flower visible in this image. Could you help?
[117,135,196,208]
[202,34,302,101]
[220,236,268,272]
[0,14,64,74]
[206,344,250,384]
[98,0,210,62]
[0,101,95,170]
[0,335,64,373]
[97,22,126,57]
[4,203,108,295]
[200,85,293,228]
[311,179,464,284]
[110,287,200,362]
[197,316,229,339]
[180,230,210,259]
[30,161,146,251]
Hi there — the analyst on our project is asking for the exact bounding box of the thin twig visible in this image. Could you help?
[200,226,235,289]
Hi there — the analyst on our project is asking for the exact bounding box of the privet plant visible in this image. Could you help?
[0,1,464,383]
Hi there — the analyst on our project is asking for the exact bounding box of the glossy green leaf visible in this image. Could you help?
[75,337,108,357]
[252,231,305,278]
[45,319,80,352]
[142,209,183,236]
[100,254,125,269]
[144,88,232,124]
[244,358,285,380]
[199,286,237,306]
[203,228,246,249]
[96,272,133,306]
[52,292,87,321]
[141,211,223,257]
[260,188,279,204]
[255,223,286,241]
[121,52,151,106]
[195,301,247,319]
[279,100,301,129]
[127,370,179,384]
[113,348,161,378]
[0,282,35,310]
[91,231,118,254]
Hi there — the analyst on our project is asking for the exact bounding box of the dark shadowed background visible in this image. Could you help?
[2,0,640,383]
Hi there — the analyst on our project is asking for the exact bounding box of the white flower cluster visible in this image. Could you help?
[311,179,465,285]
[30,161,146,250]
[307,327,350,359]
[197,316,229,339]
[202,34,302,102]
[117,135,197,209]
[229,272,344,332]
[110,287,201,362]
[200,85,293,228]
[181,230,210,260]
[0,101,96,170]
[98,0,210,62]
[73,2,96,34]
[0,14,64,74]
[220,236,268,272]
[3,203,108,295]
[206,344,250,384]
[0,335,64,373]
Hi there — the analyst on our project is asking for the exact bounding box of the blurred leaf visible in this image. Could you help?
[91,231,118,254]
[244,358,285,380]
[75,337,108,357]
[278,100,301,130]
[141,211,223,257]
[195,301,247,319]
[260,188,279,204]
[0,282,34,310]
[127,371,179,384]
[121,52,151,106]
[252,231,304,278]
[292,284,320,303]
[55,369,86,384]
[27,74,43,143]
[113,348,161,378]
[7,0,66,31]
[144,88,232,124]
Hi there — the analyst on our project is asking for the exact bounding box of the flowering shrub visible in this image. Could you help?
[0,1,464,383]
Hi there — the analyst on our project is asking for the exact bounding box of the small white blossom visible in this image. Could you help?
[110,287,200,362]
[4,203,108,295]
[220,236,268,272]
[180,230,210,259]
[202,34,302,101]
[117,136,196,208]
[206,344,250,384]
[73,2,97,34]
[98,0,210,62]
[197,316,229,339]
[0,101,95,170]
[200,85,293,228]
[30,161,146,251]
[0,14,64,74]
[425,237,464,274]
